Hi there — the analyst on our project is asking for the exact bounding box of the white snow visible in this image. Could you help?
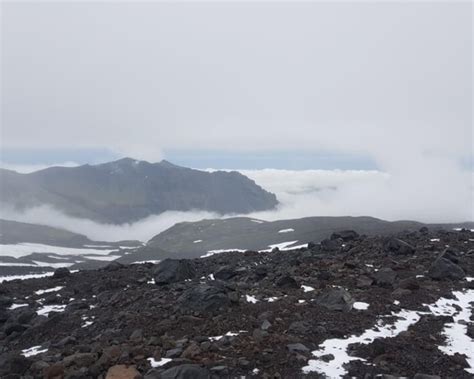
[0,243,119,258]
[265,297,279,302]
[148,357,172,367]
[246,295,258,304]
[82,255,120,261]
[22,346,47,357]
[201,249,246,258]
[425,290,474,373]
[353,302,370,310]
[430,238,441,242]
[0,272,54,282]
[302,308,421,377]
[260,240,308,252]
[208,274,215,280]
[0,262,39,267]
[8,303,28,310]
[301,285,315,292]
[278,228,295,233]
[416,275,424,278]
[303,289,474,377]
[298,300,306,304]
[393,300,400,305]
[0,261,73,268]
[32,260,75,268]
[35,286,63,295]
[132,260,161,264]
[37,304,66,316]
[83,244,114,248]
[209,331,245,341]
[193,240,203,243]
[251,219,264,224]
[81,321,93,328]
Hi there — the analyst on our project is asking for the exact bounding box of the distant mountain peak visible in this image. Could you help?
[1,158,278,224]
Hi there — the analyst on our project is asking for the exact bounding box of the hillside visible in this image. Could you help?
[0,158,278,224]
[0,219,141,277]
[0,228,473,377]
[121,216,474,263]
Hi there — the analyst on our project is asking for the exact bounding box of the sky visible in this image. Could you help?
[0,1,473,231]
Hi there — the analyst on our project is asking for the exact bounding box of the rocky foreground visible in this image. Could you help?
[0,228,473,378]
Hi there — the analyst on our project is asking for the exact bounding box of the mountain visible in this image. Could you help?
[120,216,474,263]
[0,158,278,224]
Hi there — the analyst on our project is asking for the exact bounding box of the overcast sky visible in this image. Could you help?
[0,2,473,223]
[1,2,472,164]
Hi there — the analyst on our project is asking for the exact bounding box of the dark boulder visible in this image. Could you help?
[384,238,415,255]
[428,257,465,280]
[153,259,196,285]
[374,268,397,287]
[53,267,71,279]
[288,321,311,335]
[0,295,13,308]
[214,266,238,281]
[177,284,232,313]
[419,226,429,235]
[320,238,340,251]
[330,230,359,241]
[316,288,354,312]
[275,275,298,289]
[287,343,309,353]
[0,353,31,375]
[160,364,210,379]
[440,247,460,264]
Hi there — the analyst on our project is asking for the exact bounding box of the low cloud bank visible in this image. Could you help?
[1,168,472,243]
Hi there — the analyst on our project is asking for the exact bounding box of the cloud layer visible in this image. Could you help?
[2,168,472,243]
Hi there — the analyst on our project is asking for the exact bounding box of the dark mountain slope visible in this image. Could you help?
[0,158,278,224]
[123,216,474,262]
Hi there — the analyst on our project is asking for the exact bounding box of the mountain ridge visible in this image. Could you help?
[0,158,278,224]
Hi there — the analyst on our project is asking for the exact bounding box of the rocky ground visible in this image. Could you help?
[0,227,473,379]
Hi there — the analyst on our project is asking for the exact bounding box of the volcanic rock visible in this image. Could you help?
[315,288,354,312]
[160,364,210,379]
[53,267,71,279]
[384,237,415,255]
[428,257,465,280]
[153,259,196,285]
[177,283,232,313]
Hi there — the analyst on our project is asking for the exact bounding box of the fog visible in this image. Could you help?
[2,167,472,242]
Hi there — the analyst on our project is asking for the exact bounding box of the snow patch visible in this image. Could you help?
[246,295,258,304]
[303,290,474,377]
[22,346,47,357]
[0,272,54,282]
[201,249,246,258]
[35,286,63,295]
[353,302,370,310]
[37,304,66,316]
[301,285,315,292]
[8,303,28,310]
[193,240,203,243]
[0,243,119,258]
[148,357,172,367]
[278,228,295,233]
[425,290,474,373]
[302,309,421,377]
